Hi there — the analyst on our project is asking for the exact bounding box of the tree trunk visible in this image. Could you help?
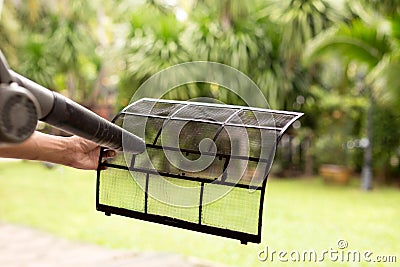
[89,64,106,107]
[361,88,374,191]
[66,71,76,99]
[305,133,314,176]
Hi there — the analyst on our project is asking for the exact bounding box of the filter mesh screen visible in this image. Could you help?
[97,98,303,244]
[202,184,261,234]
[99,169,146,212]
[147,176,201,223]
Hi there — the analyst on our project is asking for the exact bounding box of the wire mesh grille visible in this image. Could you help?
[202,184,261,234]
[173,105,236,122]
[97,98,303,244]
[99,169,146,212]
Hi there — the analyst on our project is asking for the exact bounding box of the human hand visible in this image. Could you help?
[0,131,117,170]
[64,136,116,170]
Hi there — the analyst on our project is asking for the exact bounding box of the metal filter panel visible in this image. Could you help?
[97,98,303,244]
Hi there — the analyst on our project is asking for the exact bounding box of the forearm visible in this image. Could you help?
[0,131,72,165]
[0,131,116,170]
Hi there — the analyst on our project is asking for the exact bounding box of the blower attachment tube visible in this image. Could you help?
[43,92,145,154]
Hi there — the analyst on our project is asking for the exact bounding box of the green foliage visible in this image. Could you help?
[265,0,350,56]
[305,85,366,166]
[18,34,57,88]
[126,6,189,75]
[304,9,400,180]
[0,0,102,103]
[372,105,400,178]
[305,20,393,69]
[359,0,400,17]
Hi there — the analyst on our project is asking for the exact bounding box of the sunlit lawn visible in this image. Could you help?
[0,161,399,267]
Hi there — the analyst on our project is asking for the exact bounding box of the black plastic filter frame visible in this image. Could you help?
[96,98,303,244]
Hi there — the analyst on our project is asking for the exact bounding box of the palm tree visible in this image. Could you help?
[190,0,327,109]
[115,2,190,106]
[187,0,277,104]
[0,1,57,87]
[263,0,351,57]
[359,0,400,18]
[255,0,352,175]
[0,1,21,65]
[304,17,398,189]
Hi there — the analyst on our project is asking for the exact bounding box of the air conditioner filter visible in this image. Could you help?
[97,98,303,244]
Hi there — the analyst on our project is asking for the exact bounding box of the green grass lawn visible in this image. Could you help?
[0,161,399,267]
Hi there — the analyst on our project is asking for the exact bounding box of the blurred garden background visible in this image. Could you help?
[0,0,399,266]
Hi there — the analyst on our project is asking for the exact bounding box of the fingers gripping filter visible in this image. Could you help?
[97,98,303,244]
